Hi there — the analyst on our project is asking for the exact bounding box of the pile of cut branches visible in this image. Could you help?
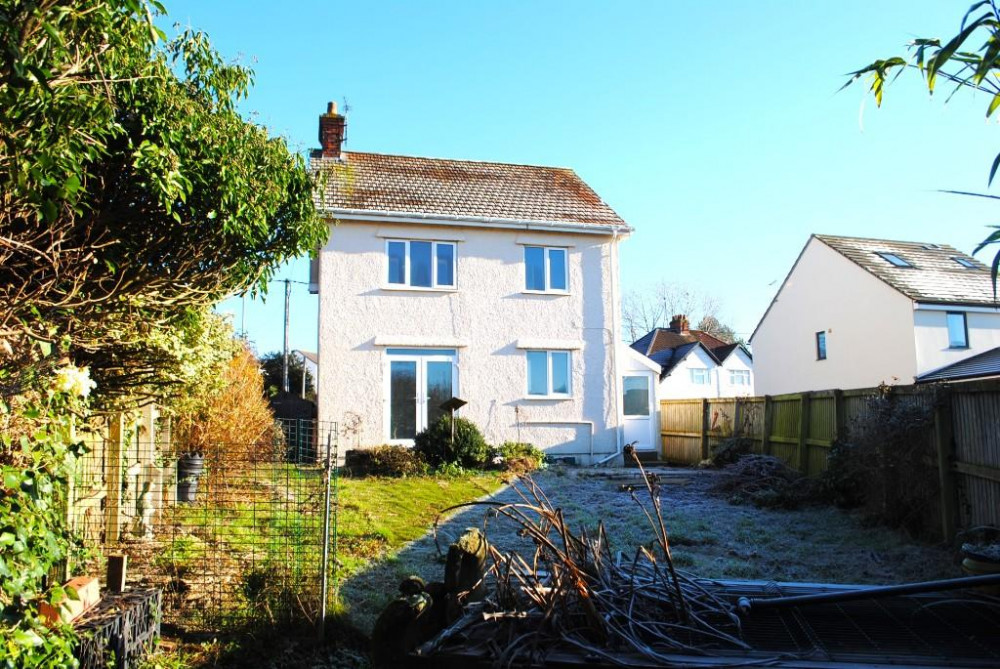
[426,449,752,665]
[712,454,821,509]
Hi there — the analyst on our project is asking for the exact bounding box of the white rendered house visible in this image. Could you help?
[308,103,645,462]
[631,315,754,400]
[751,234,1000,395]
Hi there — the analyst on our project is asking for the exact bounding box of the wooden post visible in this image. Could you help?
[700,399,710,461]
[933,394,957,542]
[761,396,773,455]
[832,389,846,443]
[104,412,124,544]
[797,392,812,474]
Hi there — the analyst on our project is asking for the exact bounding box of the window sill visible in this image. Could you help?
[522,395,573,402]
[948,345,970,350]
[521,290,570,297]
[381,284,458,293]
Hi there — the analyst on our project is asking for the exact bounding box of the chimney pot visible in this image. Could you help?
[326,101,337,115]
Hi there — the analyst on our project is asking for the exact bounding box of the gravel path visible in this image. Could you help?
[338,465,958,635]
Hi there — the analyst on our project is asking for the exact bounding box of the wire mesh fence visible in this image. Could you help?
[81,419,339,632]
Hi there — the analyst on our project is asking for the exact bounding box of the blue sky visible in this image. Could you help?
[163,1,999,354]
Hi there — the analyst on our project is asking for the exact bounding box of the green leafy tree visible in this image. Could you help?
[845,0,1000,288]
[0,0,327,405]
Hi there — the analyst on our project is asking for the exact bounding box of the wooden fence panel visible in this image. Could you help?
[951,389,1000,528]
[659,400,703,463]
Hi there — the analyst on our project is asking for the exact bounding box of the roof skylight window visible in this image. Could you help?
[953,256,978,269]
[921,243,941,250]
[876,252,913,268]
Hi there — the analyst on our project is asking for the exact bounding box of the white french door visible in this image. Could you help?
[385,349,457,442]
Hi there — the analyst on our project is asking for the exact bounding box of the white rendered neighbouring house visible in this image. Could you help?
[631,315,754,400]
[308,103,656,462]
[750,234,1000,395]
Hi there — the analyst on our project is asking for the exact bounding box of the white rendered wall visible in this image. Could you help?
[914,307,1000,376]
[657,347,719,400]
[751,238,917,395]
[719,348,754,397]
[317,219,623,463]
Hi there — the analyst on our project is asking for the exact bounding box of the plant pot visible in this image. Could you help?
[177,453,204,503]
[177,453,204,479]
[177,478,199,503]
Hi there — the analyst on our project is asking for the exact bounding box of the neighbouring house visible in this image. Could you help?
[917,345,1000,383]
[631,315,754,399]
[308,102,654,461]
[751,234,1000,395]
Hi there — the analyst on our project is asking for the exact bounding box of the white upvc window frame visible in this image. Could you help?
[689,368,712,385]
[729,369,751,386]
[386,239,457,289]
[383,348,458,444]
[523,246,569,294]
[525,350,572,399]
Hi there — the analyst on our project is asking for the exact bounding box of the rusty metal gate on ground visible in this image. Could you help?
[71,418,340,633]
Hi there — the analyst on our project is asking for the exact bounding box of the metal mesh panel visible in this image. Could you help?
[86,419,339,632]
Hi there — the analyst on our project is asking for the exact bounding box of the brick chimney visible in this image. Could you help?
[318,101,346,159]
[668,314,689,334]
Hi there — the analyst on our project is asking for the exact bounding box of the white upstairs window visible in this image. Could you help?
[387,240,456,288]
[524,246,568,293]
[690,368,712,385]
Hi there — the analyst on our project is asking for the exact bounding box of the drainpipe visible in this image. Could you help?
[608,229,623,463]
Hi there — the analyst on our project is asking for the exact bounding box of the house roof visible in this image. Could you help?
[647,342,704,379]
[311,151,630,231]
[711,343,750,364]
[632,327,732,357]
[916,346,1000,383]
[814,234,996,307]
[295,350,318,366]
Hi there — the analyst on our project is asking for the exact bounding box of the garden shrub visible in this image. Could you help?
[823,388,937,536]
[344,445,427,477]
[413,417,488,468]
[490,442,546,474]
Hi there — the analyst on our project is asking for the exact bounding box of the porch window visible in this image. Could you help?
[623,376,650,416]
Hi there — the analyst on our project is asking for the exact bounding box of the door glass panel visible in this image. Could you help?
[426,361,453,426]
[548,249,567,291]
[525,246,545,290]
[410,241,432,287]
[436,244,455,287]
[623,376,650,416]
[387,241,406,284]
[390,361,417,439]
[551,351,570,394]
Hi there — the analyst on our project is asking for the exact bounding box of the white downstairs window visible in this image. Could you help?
[526,350,571,397]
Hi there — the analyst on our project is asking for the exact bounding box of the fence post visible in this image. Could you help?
[104,412,124,544]
[318,432,333,641]
[833,389,845,443]
[761,396,773,455]
[797,392,812,474]
[933,393,958,542]
[700,399,710,460]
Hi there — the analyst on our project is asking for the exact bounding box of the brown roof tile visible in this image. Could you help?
[312,151,629,229]
[816,234,996,306]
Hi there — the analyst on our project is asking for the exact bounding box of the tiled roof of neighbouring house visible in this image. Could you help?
[311,152,629,229]
[647,342,703,379]
[917,346,1000,383]
[815,234,997,306]
[632,328,731,357]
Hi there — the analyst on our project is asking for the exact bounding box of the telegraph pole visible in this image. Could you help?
[282,279,291,393]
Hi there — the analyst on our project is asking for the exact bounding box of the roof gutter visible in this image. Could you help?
[319,207,633,236]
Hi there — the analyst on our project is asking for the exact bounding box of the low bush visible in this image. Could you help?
[705,436,753,468]
[490,441,546,474]
[344,445,427,477]
[823,388,937,536]
[413,416,489,468]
